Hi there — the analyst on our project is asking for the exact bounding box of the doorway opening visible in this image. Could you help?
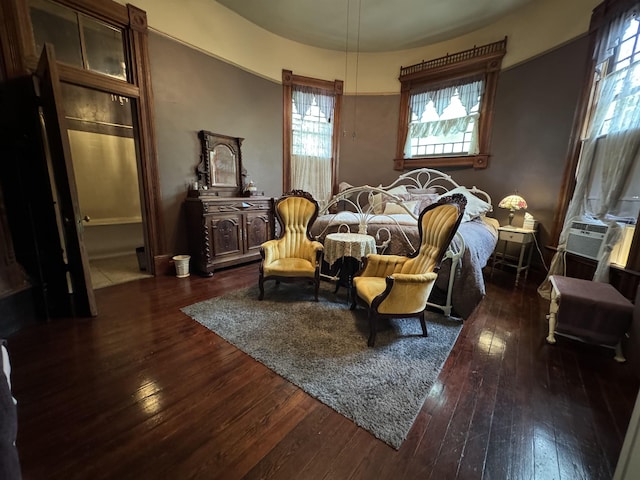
[61,83,151,289]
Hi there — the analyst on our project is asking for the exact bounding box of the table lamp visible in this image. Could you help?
[498,194,527,226]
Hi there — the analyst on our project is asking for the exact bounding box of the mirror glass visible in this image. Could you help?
[210,145,237,186]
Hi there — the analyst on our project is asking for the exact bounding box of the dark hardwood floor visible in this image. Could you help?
[6,263,639,479]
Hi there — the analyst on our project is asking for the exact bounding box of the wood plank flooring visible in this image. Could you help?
[6,263,639,479]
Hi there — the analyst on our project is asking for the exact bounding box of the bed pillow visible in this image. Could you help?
[383,200,419,215]
[407,187,438,195]
[371,185,409,214]
[440,186,492,222]
[408,192,439,215]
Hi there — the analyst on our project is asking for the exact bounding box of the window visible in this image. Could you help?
[282,70,342,205]
[406,79,482,157]
[581,8,640,267]
[395,38,506,170]
[292,91,333,159]
[29,0,127,80]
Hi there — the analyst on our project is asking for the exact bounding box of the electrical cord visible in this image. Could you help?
[531,231,549,273]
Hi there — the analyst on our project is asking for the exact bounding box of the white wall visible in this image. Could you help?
[83,223,144,259]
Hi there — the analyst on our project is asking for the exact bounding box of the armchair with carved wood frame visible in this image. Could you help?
[350,194,466,346]
[259,190,324,301]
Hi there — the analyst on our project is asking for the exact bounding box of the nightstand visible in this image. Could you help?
[490,226,537,286]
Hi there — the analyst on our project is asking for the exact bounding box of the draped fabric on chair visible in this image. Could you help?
[259,191,324,301]
[351,194,466,346]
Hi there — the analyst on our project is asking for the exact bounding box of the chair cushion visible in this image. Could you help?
[353,276,387,306]
[263,258,316,277]
[354,274,436,314]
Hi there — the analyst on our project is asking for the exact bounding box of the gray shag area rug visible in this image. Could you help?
[181,282,462,449]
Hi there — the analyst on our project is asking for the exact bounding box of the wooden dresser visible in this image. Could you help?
[185,192,274,276]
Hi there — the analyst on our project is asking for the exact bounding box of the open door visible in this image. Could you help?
[35,43,97,317]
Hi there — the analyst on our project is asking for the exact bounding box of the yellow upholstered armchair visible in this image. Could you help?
[259,190,324,301]
[351,194,466,346]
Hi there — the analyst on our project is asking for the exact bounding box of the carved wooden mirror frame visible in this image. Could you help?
[197,130,244,196]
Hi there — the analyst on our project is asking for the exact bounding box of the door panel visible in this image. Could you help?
[36,43,97,317]
[245,212,271,253]
[210,215,242,258]
[61,84,145,265]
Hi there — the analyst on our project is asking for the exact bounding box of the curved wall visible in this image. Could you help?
[121,0,598,94]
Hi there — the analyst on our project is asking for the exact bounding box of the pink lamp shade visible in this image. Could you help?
[498,194,527,225]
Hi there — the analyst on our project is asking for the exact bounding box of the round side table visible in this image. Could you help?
[324,232,376,299]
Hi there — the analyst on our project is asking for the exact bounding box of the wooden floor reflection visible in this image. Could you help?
[8,263,639,479]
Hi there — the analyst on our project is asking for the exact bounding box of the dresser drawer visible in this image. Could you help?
[202,200,271,214]
[499,230,531,244]
[244,200,271,211]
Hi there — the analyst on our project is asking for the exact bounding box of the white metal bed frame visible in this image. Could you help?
[314,168,492,317]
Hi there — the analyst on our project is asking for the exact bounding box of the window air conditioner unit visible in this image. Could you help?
[566,220,635,264]
[566,220,609,260]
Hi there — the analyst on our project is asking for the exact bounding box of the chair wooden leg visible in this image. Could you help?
[420,311,428,337]
[350,286,357,310]
[367,310,377,347]
[258,275,265,300]
[314,278,319,302]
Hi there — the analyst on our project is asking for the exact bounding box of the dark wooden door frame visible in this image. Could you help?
[0,0,166,275]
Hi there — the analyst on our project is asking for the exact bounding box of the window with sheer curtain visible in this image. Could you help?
[580,9,640,273]
[405,79,483,158]
[282,70,342,206]
[290,87,335,204]
[538,3,640,297]
[395,38,506,170]
[584,13,640,227]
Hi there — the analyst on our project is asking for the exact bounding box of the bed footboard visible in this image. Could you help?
[427,232,465,317]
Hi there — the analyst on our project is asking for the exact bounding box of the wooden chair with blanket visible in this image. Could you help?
[351,194,466,346]
[258,190,324,301]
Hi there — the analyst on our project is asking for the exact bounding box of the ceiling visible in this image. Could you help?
[216,0,535,52]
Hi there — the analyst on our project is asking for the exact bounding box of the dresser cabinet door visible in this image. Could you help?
[209,214,243,260]
[245,211,271,253]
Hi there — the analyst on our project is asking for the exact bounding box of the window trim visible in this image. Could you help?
[282,69,343,194]
[394,37,507,171]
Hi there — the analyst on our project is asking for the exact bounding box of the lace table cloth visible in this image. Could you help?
[324,232,376,266]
